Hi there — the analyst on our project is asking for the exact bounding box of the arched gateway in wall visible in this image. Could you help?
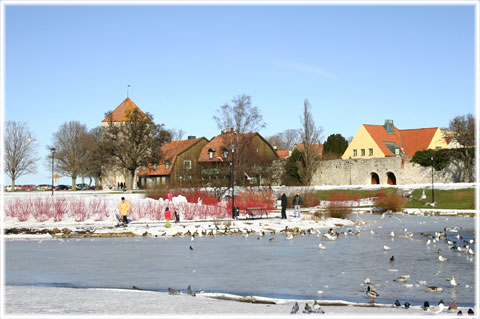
[371,172,380,184]
[387,172,397,185]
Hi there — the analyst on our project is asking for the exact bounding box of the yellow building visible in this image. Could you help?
[342,120,449,160]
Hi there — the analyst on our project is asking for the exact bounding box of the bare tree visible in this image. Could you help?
[51,121,91,190]
[168,128,186,141]
[102,108,171,190]
[297,99,323,185]
[447,113,475,182]
[213,94,266,133]
[4,121,39,190]
[83,126,107,188]
[267,129,300,150]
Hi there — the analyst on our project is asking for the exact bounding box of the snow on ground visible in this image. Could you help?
[5,285,471,317]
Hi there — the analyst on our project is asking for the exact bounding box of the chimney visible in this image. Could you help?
[384,120,394,135]
[187,136,196,140]
[221,128,234,135]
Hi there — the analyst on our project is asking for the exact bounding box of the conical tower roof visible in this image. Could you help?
[102,97,149,122]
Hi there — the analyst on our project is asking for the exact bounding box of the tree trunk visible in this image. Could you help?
[11,177,15,192]
[71,176,77,190]
[127,169,135,191]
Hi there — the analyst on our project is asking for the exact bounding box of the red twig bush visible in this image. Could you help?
[376,193,407,212]
[325,192,352,219]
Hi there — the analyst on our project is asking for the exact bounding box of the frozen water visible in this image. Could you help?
[5,214,475,307]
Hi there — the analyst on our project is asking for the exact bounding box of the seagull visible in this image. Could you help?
[450,277,459,286]
[290,302,299,314]
[419,189,426,200]
[448,300,458,311]
[428,302,445,313]
[439,255,448,262]
[394,299,401,307]
[426,239,431,245]
[318,243,326,250]
[423,301,430,311]
[244,172,252,180]
[286,233,293,240]
[364,278,371,284]
[304,303,312,314]
[390,231,395,237]
[312,300,324,313]
[366,286,379,302]
[187,285,196,297]
[190,236,195,242]
[468,248,475,255]
[384,245,391,251]
[370,230,376,236]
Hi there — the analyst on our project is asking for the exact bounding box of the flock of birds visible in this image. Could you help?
[182,214,475,315]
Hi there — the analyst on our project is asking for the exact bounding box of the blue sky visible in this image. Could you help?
[3,3,476,185]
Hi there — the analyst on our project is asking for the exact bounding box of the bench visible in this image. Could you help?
[245,207,268,219]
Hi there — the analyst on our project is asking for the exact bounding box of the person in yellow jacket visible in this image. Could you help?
[118,197,130,225]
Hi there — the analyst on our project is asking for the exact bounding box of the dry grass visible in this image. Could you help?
[376,193,407,212]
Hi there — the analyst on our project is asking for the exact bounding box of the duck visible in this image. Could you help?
[304,303,312,314]
[366,286,379,302]
[424,286,443,293]
[448,300,457,311]
[404,302,411,309]
[290,302,299,314]
[467,308,474,315]
[390,256,395,262]
[394,299,401,307]
[394,275,410,282]
[423,301,430,311]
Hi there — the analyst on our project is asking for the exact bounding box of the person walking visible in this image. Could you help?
[281,193,288,219]
[118,197,131,226]
[293,193,302,218]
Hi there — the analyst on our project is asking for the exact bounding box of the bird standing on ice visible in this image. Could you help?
[384,245,391,251]
[366,286,379,302]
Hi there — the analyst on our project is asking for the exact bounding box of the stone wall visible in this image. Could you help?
[311,157,474,186]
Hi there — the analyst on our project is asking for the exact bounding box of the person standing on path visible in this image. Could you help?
[293,193,302,218]
[165,207,172,228]
[281,193,288,219]
[118,197,131,226]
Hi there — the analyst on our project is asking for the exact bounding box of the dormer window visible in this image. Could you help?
[223,150,228,158]
[153,163,157,170]
[165,159,171,169]
[394,148,400,156]
[208,148,215,160]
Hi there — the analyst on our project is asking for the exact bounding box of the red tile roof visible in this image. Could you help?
[198,132,257,162]
[139,138,207,176]
[363,124,403,156]
[398,128,438,156]
[364,124,440,156]
[102,98,150,122]
[276,150,290,159]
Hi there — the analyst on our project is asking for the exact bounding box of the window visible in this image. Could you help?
[353,149,357,156]
[394,148,400,156]
[223,150,228,158]
[369,148,373,156]
[209,151,214,159]
[361,149,365,156]
[256,148,259,152]
[184,160,192,170]
[165,160,171,169]
[153,163,157,170]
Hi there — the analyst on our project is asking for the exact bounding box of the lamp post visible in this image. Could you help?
[430,154,434,204]
[230,145,236,219]
[50,147,56,196]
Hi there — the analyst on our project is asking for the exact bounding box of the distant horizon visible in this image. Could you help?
[3,2,476,185]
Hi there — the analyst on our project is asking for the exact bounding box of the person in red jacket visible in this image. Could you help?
[165,207,171,228]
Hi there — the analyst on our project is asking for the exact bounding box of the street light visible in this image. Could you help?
[230,145,237,219]
[50,147,56,196]
[430,154,435,204]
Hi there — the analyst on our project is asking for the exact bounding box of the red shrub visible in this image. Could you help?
[71,198,89,222]
[32,197,53,222]
[53,198,67,222]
